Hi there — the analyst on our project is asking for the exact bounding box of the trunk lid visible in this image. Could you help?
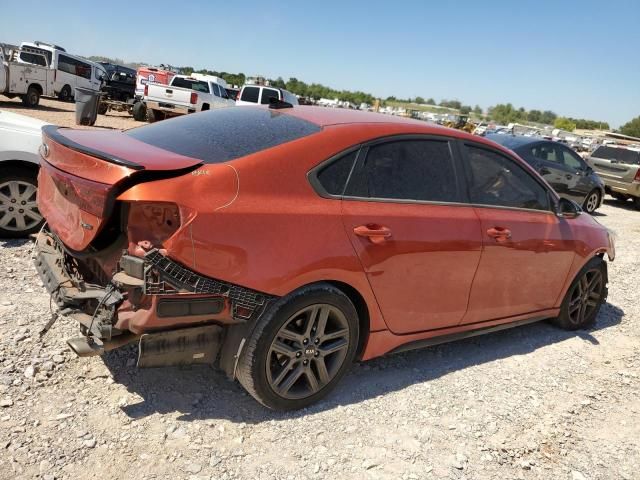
[38,126,202,251]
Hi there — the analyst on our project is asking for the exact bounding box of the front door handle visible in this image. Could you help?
[565,174,573,180]
[353,224,392,244]
[487,226,512,243]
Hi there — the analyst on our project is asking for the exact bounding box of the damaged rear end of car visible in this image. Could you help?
[34,123,275,371]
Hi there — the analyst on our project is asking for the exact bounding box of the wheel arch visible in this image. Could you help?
[28,83,43,95]
[0,158,40,175]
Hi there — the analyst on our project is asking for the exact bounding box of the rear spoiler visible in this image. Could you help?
[42,125,145,170]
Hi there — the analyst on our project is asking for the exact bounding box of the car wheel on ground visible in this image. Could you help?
[21,87,40,108]
[237,283,359,410]
[0,167,43,238]
[146,108,164,123]
[552,256,607,330]
[58,85,72,102]
[97,102,108,115]
[132,101,146,122]
[582,190,601,214]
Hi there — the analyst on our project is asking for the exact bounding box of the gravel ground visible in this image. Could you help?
[0,141,638,478]
[0,95,140,130]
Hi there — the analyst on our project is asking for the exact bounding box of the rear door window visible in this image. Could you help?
[530,143,560,163]
[347,139,460,203]
[211,83,221,97]
[240,86,260,103]
[260,88,280,105]
[464,145,550,211]
[315,151,358,196]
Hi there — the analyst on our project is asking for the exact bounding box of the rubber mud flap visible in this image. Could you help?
[137,325,223,368]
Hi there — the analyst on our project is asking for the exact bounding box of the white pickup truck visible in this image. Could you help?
[143,73,234,122]
[0,43,55,107]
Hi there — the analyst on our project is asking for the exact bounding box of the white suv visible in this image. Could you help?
[0,110,48,237]
[236,85,298,106]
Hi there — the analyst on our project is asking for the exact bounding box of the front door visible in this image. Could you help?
[459,144,576,324]
[341,137,483,334]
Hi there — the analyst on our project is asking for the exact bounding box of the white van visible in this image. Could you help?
[18,41,105,101]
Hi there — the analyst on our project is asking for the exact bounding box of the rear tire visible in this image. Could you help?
[236,283,359,410]
[58,85,72,102]
[551,256,607,330]
[582,189,600,214]
[146,108,164,123]
[98,102,108,115]
[21,87,40,108]
[132,101,147,121]
[0,167,43,238]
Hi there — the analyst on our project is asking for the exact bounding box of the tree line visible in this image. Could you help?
[91,56,625,133]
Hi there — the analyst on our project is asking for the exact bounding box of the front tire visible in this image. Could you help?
[582,189,601,214]
[237,283,359,410]
[552,256,607,330]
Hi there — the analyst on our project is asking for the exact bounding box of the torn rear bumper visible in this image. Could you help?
[34,229,275,366]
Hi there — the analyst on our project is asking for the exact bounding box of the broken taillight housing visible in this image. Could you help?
[125,202,181,248]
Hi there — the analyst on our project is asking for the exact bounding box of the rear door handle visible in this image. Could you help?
[487,226,512,243]
[353,224,392,244]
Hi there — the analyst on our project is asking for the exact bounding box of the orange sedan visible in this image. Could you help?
[34,105,615,409]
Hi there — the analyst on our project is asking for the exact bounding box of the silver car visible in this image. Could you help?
[586,145,640,209]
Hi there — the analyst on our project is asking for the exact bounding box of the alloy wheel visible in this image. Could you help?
[585,192,599,213]
[266,304,350,400]
[0,180,42,232]
[567,268,603,326]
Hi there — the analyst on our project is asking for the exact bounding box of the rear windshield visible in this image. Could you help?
[592,146,640,165]
[125,107,321,163]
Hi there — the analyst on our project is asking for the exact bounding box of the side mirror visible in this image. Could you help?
[556,197,581,219]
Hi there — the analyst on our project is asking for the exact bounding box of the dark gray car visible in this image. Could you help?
[487,135,605,213]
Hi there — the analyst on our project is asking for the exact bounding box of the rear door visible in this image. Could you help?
[528,142,573,198]
[459,143,576,324]
[339,136,483,334]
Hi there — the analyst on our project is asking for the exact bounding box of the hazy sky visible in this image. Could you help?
[2,0,639,126]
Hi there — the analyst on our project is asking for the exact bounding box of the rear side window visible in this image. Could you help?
[240,86,260,103]
[465,146,550,211]
[592,146,640,165]
[126,107,321,164]
[348,140,459,202]
[211,83,221,97]
[316,151,358,195]
[530,144,559,163]
[261,88,280,105]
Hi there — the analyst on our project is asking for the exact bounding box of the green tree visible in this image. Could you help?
[426,98,436,105]
[527,109,542,122]
[460,105,472,114]
[620,116,640,138]
[554,117,577,132]
[414,96,425,104]
[540,110,557,125]
[473,105,482,115]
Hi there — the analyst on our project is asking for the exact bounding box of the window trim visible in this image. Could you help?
[308,134,469,207]
[459,140,557,214]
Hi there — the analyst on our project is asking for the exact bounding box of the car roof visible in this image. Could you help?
[486,134,544,150]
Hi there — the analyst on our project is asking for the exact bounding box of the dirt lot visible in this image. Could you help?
[0,101,639,480]
[0,95,140,130]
